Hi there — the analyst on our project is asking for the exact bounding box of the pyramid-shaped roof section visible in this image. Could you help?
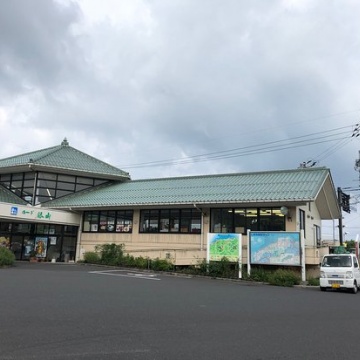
[0,138,130,180]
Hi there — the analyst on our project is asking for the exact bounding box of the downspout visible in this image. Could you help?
[193,204,205,251]
[76,212,83,262]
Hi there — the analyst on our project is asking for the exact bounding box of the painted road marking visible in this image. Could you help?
[89,269,160,281]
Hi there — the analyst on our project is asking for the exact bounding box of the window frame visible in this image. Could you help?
[210,207,286,234]
[83,210,133,233]
[139,209,201,234]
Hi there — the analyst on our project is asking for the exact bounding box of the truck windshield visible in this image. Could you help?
[322,256,352,267]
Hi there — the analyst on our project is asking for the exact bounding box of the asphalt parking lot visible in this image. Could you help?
[1,262,359,360]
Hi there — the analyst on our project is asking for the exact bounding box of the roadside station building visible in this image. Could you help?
[0,139,341,270]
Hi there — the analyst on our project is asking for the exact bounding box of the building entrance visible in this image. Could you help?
[0,221,78,262]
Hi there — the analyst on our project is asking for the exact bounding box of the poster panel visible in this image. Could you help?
[207,233,241,262]
[35,237,48,258]
[250,231,301,266]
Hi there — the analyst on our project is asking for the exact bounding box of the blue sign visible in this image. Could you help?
[250,231,301,266]
[10,207,18,215]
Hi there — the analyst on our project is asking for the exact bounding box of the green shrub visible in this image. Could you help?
[134,256,149,269]
[121,254,135,267]
[83,243,175,271]
[307,277,320,286]
[268,269,301,287]
[172,262,206,276]
[248,267,272,282]
[95,243,124,265]
[197,259,209,275]
[177,258,239,278]
[208,257,233,278]
[0,247,16,267]
[83,251,100,264]
[150,258,174,271]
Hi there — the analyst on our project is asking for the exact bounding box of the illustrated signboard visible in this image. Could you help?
[207,233,241,262]
[35,237,48,258]
[249,231,301,266]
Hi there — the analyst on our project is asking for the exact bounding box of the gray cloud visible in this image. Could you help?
[1,0,360,236]
[0,0,81,96]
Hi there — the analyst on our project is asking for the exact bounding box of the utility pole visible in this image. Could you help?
[338,187,351,246]
[338,187,344,246]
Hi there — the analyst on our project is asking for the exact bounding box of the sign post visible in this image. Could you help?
[301,230,306,282]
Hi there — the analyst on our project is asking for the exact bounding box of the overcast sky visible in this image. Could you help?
[1,0,360,239]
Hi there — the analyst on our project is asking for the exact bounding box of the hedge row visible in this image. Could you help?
[83,243,302,287]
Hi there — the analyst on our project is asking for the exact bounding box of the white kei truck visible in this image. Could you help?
[320,253,360,294]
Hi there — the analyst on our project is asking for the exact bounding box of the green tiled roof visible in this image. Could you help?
[43,167,333,209]
[0,186,27,205]
[0,138,130,180]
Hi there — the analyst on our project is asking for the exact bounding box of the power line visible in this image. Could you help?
[119,124,355,169]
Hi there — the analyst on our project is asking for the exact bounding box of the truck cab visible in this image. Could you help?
[320,254,360,293]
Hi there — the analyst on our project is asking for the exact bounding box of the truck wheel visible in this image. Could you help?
[320,287,326,292]
[352,282,358,294]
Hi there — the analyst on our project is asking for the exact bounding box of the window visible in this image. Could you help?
[77,177,94,185]
[62,236,77,262]
[38,173,57,180]
[99,212,109,232]
[75,184,91,192]
[259,208,285,231]
[12,223,32,233]
[140,210,159,232]
[139,209,201,234]
[234,209,246,233]
[246,209,258,231]
[57,182,76,191]
[116,211,133,232]
[35,224,49,234]
[0,174,11,183]
[0,222,12,233]
[98,211,115,232]
[56,190,73,198]
[210,208,285,233]
[83,212,99,232]
[322,255,352,267]
[58,174,75,182]
[64,225,78,234]
[0,173,34,203]
[83,211,133,233]
[169,210,180,232]
[0,171,107,205]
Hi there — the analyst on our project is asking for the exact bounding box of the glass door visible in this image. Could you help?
[10,235,24,260]
[22,236,35,259]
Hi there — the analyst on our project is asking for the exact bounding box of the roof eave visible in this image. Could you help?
[0,163,130,180]
[43,199,311,211]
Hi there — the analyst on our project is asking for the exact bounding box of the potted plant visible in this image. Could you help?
[29,250,37,262]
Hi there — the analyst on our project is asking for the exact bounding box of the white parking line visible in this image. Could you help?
[89,269,161,281]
